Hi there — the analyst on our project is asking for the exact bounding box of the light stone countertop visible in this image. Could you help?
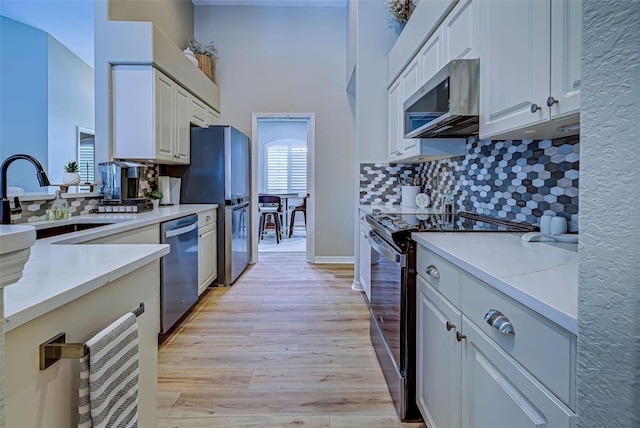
[412,232,578,334]
[3,204,217,332]
[359,204,444,215]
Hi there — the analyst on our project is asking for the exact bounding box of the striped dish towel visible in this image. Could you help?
[78,313,140,428]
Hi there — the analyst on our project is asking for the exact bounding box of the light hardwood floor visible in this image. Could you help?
[158,252,425,428]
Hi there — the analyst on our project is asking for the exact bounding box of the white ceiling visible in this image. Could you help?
[0,0,94,67]
[0,0,346,69]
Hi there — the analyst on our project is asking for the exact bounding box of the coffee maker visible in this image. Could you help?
[98,161,152,213]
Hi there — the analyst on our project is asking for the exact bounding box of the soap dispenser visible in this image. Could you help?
[49,190,70,220]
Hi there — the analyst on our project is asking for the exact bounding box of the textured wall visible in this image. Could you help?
[577,1,640,426]
[360,137,580,230]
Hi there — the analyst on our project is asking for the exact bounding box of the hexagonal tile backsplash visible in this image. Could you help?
[360,136,579,231]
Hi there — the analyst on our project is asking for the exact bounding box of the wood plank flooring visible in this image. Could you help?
[158,253,425,428]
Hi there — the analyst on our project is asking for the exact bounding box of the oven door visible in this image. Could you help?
[368,230,408,417]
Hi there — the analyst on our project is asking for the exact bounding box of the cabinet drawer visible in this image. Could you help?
[461,272,576,409]
[198,209,217,228]
[416,245,462,308]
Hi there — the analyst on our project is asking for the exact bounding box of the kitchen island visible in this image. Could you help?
[3,204,216,427]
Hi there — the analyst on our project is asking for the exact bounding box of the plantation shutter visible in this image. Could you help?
[266,143,307,194]
[290,146,307,193]
[78,137,95,191]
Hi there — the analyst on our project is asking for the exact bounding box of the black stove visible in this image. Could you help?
[366,210,538,247]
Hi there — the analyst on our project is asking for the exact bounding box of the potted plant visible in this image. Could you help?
[144,189,164,210]
[386,0,419,26]
[188,38,217,81]
[63,161,81,185]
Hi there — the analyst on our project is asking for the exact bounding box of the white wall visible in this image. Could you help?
[577,1,640,426]
[195,6,355,259]
[0,17,93,192]
[108,0,194,50]
[0,17,49,192]
[47,35,95,185]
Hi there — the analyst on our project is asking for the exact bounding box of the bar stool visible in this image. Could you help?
[258,195,283,243]
[288,196,307,238]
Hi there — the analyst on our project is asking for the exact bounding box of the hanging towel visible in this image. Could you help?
[78,313,140,428]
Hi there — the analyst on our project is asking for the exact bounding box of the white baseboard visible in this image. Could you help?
[313,256,354,264]
[351,279,363,291]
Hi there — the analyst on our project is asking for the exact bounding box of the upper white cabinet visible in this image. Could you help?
[479,0,581,140]
[207,108,220,126]
[190,96,207,128]
[442,0,479,63]
[387,0,477,163]
[113,66,220,164]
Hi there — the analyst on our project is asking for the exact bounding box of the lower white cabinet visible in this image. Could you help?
[198,210,217,295]
[415,244,577,427]
[358,222,372,301]
[461,317,576,428]
[416,275,461,428]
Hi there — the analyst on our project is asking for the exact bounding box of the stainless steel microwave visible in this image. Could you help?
[404,58,480,138]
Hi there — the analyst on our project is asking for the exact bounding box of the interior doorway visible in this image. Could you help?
[251,114,315,263]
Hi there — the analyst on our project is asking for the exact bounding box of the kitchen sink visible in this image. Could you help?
[36,223,113,240]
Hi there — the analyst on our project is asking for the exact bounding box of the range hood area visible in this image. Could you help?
[404,59,479,139]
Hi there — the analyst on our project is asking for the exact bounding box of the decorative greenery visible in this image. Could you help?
[144,189,164,200]
[188,38,217,60]
[386,0,420,25]
[64,161,79,173]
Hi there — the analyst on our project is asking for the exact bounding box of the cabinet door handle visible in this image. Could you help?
[530,103,541,113]
[446,321,455,331]
[456,331,466,342]
[205,215,212,221]
[546,96,558,107]
[425,265,440,279]
[484,309,515,335]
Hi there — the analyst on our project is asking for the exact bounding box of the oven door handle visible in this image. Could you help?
[368,231,406,267]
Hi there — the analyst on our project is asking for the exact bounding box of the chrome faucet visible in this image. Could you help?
[0,154,51,224]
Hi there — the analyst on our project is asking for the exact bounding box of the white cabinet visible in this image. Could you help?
[416,275,461,428]
[442,0,479,63]
[461,318,576,428]
[113,66,190,164]
[419,28,443,85]
[207,108,220,126]
[387,0,477,163]
[358,222,372,301]
[479,0,581,140]
[175,85,191,161]
[190,96,207,128]
[415,244,577,427]
[198,209,217,296]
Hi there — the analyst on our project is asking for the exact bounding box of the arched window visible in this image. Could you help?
[265,139,307,194]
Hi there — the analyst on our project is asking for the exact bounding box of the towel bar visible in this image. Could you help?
[39,303,145,370]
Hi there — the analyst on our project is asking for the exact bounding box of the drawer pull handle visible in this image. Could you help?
[446,321,455,331]
[205,215,212,221]
[484,309,515,335]
[425,265,440,279]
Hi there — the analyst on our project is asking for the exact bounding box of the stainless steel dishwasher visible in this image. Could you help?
[160,214,198,333]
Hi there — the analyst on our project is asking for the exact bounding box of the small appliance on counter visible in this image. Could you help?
[98,161,153,213]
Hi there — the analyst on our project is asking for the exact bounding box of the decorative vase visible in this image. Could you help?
[152,199,160,210]
[62,172,81,185]
[182,48,199,67]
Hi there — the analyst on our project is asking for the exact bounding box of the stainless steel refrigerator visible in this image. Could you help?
[180,125,250,286]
